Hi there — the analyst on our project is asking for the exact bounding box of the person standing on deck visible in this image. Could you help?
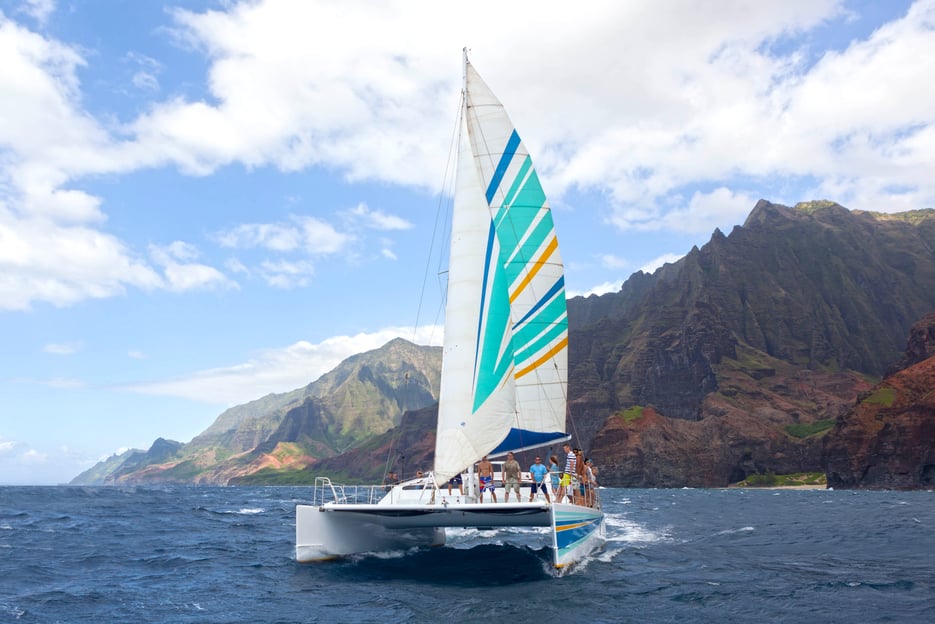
[584,458,597,507]
[477,456,497,503]
[574,448,587,505]
[528,456,550,503]
[502,452,521,503]
[548,455,561,500]
[559,443,577,503]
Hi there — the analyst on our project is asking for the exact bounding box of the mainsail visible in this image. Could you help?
[434,56,569,484]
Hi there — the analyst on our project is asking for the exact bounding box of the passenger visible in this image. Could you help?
[383,471,398,492]
[502,452,522,503]
[448,470,464,495]
[528,455,550,503]
[584,458,598,507]
[574,448,587,505]
[560,443,577,503]
[548,455,561,501]
[477,456,497,503]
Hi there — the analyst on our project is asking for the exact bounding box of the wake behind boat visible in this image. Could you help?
[296,51,605,569]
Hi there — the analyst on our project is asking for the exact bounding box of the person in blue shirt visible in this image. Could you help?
[528,455,551,503]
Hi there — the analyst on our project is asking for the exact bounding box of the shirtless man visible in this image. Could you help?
[477,456,497,503]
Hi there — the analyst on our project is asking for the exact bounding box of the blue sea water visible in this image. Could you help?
[1,486,933,623]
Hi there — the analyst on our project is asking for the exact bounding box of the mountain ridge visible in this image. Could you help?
[73,200,935,488]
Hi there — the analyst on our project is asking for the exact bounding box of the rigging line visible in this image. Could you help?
[410,87,463,347]
[382,84,464,481]
[556,356,582,445]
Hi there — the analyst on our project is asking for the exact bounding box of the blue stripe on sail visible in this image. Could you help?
[473,220,497,382]
[513,276,565,329]
[490,428,567,455]
[485,130,521,205]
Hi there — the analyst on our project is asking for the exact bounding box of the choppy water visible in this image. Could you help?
[1,486,932,623]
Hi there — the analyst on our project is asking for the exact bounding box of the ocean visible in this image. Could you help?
[1,486,932,623]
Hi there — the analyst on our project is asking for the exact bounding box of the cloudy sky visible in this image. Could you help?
[2,0,932,484]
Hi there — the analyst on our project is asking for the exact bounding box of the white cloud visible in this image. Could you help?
[648,188,756,234]
[258,258,315,288]
[295,216,351,254]
[0,436,15,453]
[0,207,163,310]
[215,215,351,255]
[148,242,237,292]
[569,280,623,298]
[127,349,146,359]
[125,51,162,93]
[215,222,302,251]
[600,254,629,270]
[11,376,84,389]
[17,0,55,26]
[20,448,48,464]
[345,203,413,231]
[121,326,444,405]
[43,341,80,355]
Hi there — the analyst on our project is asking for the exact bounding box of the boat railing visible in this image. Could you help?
[311,477,386,506]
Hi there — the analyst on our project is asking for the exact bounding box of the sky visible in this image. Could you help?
[2,0,933,484]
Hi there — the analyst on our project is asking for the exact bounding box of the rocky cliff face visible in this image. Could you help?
[823,313,935,489]
[572,201,935,487]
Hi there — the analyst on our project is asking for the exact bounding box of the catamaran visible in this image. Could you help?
[295,51,605,569]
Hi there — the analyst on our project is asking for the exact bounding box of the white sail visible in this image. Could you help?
[434,57,569,484]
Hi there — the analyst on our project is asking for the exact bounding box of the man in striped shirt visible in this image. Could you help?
[563,443,577,475]
[558,442,577,503]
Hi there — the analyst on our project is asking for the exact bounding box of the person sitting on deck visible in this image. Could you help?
[477,456,497,503]
[528,456,551,503]
[448,470,464,495]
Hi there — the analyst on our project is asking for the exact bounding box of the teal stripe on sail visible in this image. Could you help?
[513,295,567,359]
[503,212,554,285]
[472,225,514,413]
[493,161,546,243]
[515,312,568,367]
[498,156,535,213]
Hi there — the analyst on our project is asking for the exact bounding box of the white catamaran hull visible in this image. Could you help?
[296,499,604,568]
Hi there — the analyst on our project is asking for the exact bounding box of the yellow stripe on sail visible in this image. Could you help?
[515,336,567,379]
[509,236,558,304]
